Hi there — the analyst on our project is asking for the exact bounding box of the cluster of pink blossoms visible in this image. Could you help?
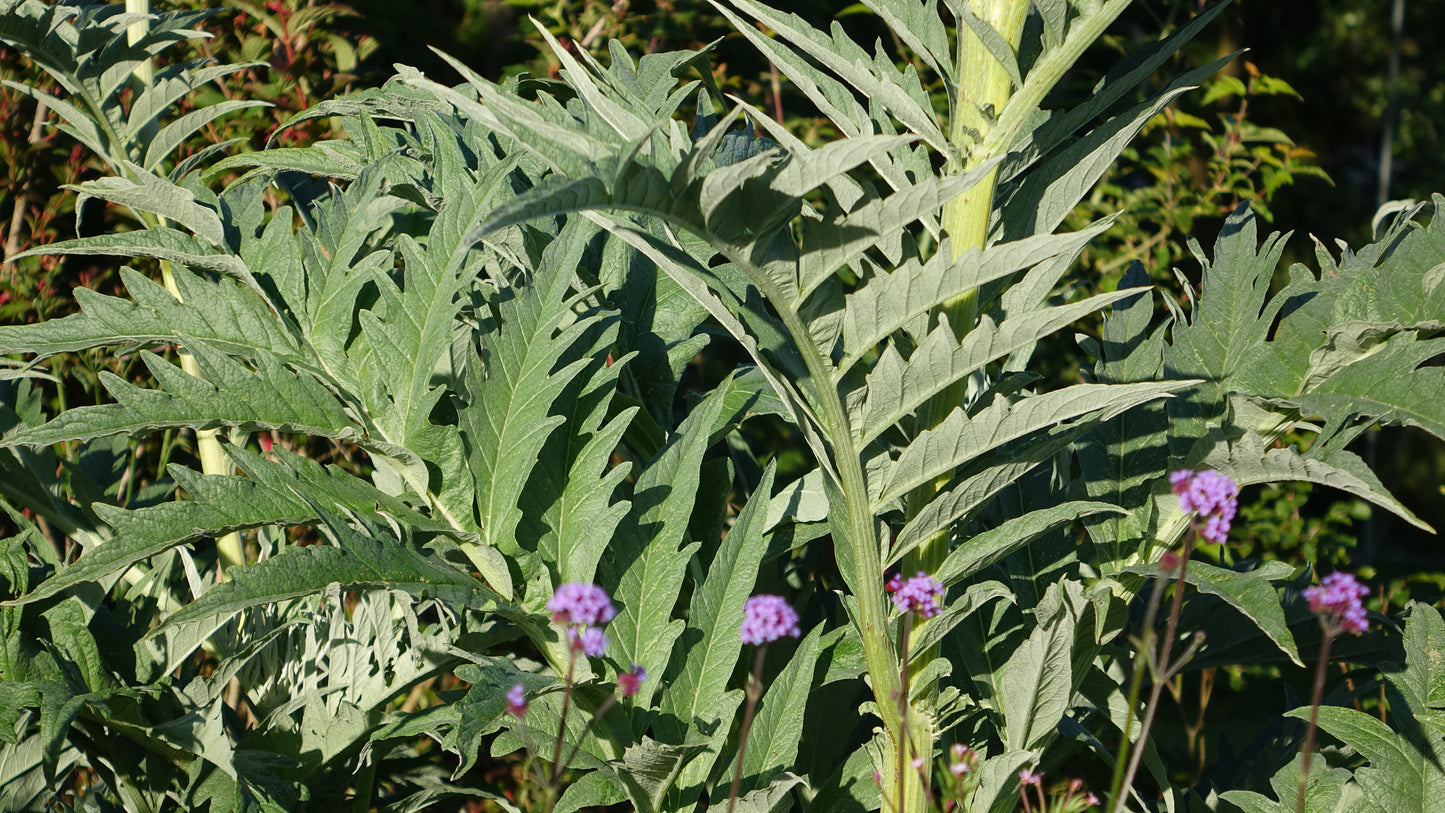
[1170,469,1239,544]
[740,594,802,645]
[888,571,945,618]
[548,582,618,657]
[1305,571,1370,636]
[507,583,646,721]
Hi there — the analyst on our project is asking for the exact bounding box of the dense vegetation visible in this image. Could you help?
[1,1,1443,812]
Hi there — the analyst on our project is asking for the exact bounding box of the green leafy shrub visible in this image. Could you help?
[1,1,1443,812]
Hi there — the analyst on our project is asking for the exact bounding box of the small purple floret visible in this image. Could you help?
[888,571,945,619]
[1170,469,1239,544]
[1304,571,1370,636]
[547,583,617,626]
[506,683,527,718]
[741,594,801,645]
[566,625,609,657]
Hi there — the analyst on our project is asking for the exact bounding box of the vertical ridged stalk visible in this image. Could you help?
[891,6,1031,809]
[910,0,1032,557]
[127,0,245,580]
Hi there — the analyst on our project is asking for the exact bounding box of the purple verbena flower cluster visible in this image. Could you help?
[740,594,801,645]
[887,571,945,619]
[549,582,617,657]
[1169,469,1239,544]
[1304,571,1370,636]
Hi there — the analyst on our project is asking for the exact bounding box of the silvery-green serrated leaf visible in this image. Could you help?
[0,79,110,161]
[1290,332,1445,443]
[616,738,712,813]
[40,598,115,694]
[967,750,1035,813]
[999,1,1228,181]
[355,232,470,456]
[1194,429,1430,531]
[520,359,635,585]
[450,659,557,778]
[122,61,262,138]
[908,581,1010,661]
[1217,752,1361,813]
[0,264,299,360]
[998,57,1227,242]
[151,511,511,635]
[554,769,628,813]
[733,625,822,797]
[12,228,255,290]
[1286,704,1439,813]
[1123,559,1302,667]
[1387,602,1445,720]
[705,1,873,142]
[584,215,836,480]
[660,464,777,794]
[461,222,601,560]
[767,468,830,530]
[70,170,226,246]
[727,773,807,813]
[531,22,650,141]
[1077,265,1172,561]
[207,143,367,182]
[400,58,609,179]
[859,0,951,81]
[839,221,1113,372]
[930,501,1124,585]
[858,289,1138,444]
[0,345,358,450]
[604,392,725,706]
[878,382,1185,507]
[142,100,271,173]
[996,581,1077,751]
[797,162,1000,300]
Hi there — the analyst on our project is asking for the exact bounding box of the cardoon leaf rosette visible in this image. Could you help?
[548,582,617,657]
[1169,469,1239,544]
[1304,571,1370,636]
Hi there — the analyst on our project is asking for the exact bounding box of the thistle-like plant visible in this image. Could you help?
[2,1,1445,812]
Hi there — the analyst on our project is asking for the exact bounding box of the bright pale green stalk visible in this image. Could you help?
[894,4,1032,809]
[907,0,1032,600]
[126,0,245,580]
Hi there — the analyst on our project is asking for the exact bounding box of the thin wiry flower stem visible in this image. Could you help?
[728,645,769,813]
[551,646,578,787]
[559,693,619,780]
[1107,562,1169,810]
[1296,630,1333,813]
[1111,534,1201,812]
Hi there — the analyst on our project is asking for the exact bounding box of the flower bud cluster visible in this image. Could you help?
[549,582,617,657]
[1169,469,1239,544]
[1304,571,1370,636]
[887,571,945,619]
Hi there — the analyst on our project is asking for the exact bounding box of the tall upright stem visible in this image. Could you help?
[125,0,244,580]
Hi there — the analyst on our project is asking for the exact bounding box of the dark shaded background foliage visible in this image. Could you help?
[2,0,1443,803]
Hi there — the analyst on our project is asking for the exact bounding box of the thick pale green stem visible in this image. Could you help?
[892,5,1032,809]
[127,0,245,580]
